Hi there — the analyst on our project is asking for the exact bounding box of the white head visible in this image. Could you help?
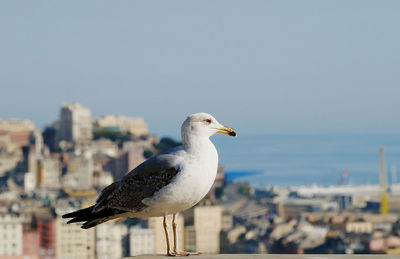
[181,113,236,146]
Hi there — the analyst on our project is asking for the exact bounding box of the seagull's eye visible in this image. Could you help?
[204,119,212,124]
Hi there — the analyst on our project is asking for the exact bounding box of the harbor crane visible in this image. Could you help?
[379,147,389,214]
[337,168,350,186]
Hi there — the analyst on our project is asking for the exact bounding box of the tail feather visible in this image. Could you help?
[62,206,128,229]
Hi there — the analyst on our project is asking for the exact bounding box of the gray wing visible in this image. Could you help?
[94,149,182,212]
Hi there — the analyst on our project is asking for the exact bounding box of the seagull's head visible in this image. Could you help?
[182,113,236,140]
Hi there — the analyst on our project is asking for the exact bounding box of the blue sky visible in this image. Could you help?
[1,1,399,137]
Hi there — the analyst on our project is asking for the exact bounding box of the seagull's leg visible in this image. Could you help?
[172,213,179,253]
[168,213,184,256]
[163,214,171,256]
[169,213,200,256]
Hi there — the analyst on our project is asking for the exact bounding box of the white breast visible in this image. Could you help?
[138,140,218,217]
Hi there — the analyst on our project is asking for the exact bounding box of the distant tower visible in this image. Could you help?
[59,103,92,143]
[379,147,389,215]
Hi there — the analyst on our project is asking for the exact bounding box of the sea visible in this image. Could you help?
[211,134,400,188]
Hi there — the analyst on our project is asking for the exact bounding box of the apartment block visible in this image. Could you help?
[194,206,222,253]
[0,213,23,256]
[129,226,155,256]
[55,217,95,259]
[59,103,92,143]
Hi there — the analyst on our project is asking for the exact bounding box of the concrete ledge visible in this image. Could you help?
[126,254,399,259]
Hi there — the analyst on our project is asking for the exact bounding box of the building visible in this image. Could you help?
[32,129,44,157]
[184,225,196,252]
[129,226,155,256]
[226,225,247,244]
[345,221,373,234]
[0,119,35,150]
[0,150,21,177]
[122,135,159,152]
[279,197,337,218]
[148,215,185,254]
[94,115,148,136]
[92,170,114,189]
[90,138,118,158]
[37,217,56,259]
[38,156,61,189]
[96,222,128,259]
[194,206,222,253]
[112,149,145,180]
[42,126,58,153]
[59,103,92,143]
[62,152,93,190]
[24,171,37,192]
[221,210,233,231]
[0,119,35,132]
[23,231,40,257]
[56,217,95,259]
[207,166,226,200]
[22,146,37,175]
[0,213,23,256]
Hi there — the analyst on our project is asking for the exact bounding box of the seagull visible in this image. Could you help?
[62,113,236,256]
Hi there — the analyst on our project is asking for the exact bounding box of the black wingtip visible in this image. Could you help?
[62,206,95,219]
[62,210,80,218]
[81,221,99,229]
[62,213,74,219]
[67,218,80,224]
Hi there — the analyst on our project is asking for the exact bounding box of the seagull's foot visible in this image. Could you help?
[167,251,201,257]
[167,251,187,257]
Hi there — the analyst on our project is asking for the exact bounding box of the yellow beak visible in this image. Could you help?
[217,126,237,136]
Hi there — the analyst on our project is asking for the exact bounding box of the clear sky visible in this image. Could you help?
[1,1,399,137]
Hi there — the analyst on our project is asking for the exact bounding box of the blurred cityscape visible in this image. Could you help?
[1,103,400,259]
